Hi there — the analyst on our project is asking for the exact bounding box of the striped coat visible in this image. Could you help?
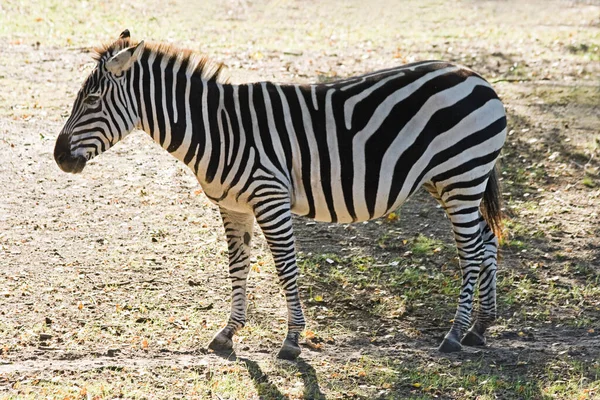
[55,31,506,359]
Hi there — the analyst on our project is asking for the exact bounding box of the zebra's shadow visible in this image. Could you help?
[286,358,326,400]
[241,356,325,400]
[215,350,325,399]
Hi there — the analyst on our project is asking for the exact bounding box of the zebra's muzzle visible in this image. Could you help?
[54,134,87,174]
[55,152,87,174]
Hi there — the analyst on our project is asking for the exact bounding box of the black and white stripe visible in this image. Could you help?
[55,32,507,358]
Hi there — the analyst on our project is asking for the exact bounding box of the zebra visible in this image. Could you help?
[54,30,506,360]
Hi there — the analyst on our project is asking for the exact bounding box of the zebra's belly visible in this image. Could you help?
[290,189,409,224]
[200,183,255,215]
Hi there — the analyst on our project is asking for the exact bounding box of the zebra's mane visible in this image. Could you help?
[92,39,225,82]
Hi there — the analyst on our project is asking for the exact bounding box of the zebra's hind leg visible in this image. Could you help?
[255,201,305,360]
[208,208,255,354]
[439,206,485,353]
[423,183,486,353]
[461,218,498,347]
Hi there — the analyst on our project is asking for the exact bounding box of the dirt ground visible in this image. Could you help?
[0,0,599,399]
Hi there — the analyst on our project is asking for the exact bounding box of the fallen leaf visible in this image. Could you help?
[305,339,322,351]
[304,330,316,340]
[387,212,399,222]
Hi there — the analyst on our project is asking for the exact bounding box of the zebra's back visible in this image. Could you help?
[261,61,507,223]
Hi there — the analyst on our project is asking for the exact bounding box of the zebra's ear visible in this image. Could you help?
[105,40,145,76]
[119,29,130,40]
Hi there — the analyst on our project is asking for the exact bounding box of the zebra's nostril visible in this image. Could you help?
[56,153,67,163]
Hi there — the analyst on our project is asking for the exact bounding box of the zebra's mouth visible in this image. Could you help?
[55,154,87,174]
[54,132,88,174]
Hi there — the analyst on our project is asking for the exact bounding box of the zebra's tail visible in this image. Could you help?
[482,164,503,240]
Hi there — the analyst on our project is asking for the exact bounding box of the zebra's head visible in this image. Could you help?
[54,30,145,173]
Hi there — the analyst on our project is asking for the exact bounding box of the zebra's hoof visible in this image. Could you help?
[461,330,486,347]
[438,337,462,353]
[277,340,301,360]
[208,331,234,352]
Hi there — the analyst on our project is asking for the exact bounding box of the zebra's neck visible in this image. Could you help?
[132,55,220,174]
[132,54,300,195]
[132,57,282,204]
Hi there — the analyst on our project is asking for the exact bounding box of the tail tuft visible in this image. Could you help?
[482,164,503,239]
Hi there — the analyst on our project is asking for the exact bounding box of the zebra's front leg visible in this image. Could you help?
[208,208,255,353]
[255,202,305,360]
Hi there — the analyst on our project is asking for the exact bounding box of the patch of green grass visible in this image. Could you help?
[542,360,600,399]
[410,234,446,256]
[502,237,530,251]
[499,270,600,327]
[299,238,598,330]
[565,263,600,278]
[503,218,546,239]
[582,175,596,188]
[566,42,600,61]
[533,86,600,108]
[4,363,270,399]
[377,231,449,255]
[395,358,599,400]
[299,253,460,323]
[353,356,587,400]
[505,62,530,79]
[6,356,598,400]
[501,218,547,249]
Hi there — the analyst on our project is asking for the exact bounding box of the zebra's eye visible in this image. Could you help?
[84,94,101,106]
